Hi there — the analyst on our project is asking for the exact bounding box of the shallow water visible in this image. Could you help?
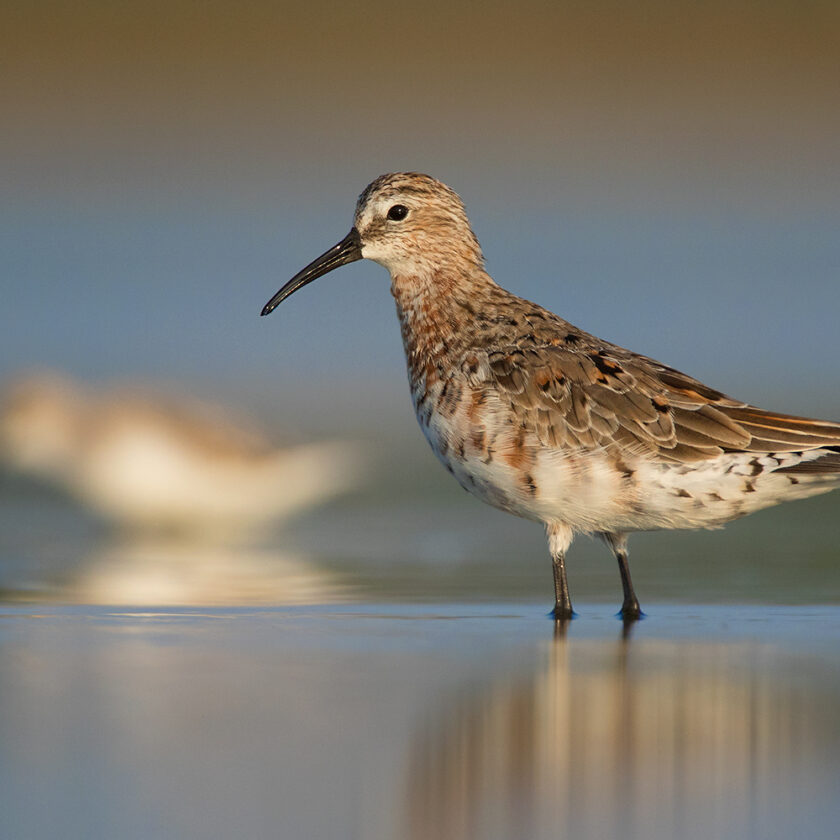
[2,472,840,606]
[2,603,839,840]
[2,472,839,838]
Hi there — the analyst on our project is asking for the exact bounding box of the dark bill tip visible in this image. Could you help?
[261,228,362,316]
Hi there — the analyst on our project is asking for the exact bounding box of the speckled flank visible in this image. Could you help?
[269,172,840,614]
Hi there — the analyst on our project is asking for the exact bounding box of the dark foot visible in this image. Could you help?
[550,604,576,621]
[614,547,643,621]
[617,599,644,621]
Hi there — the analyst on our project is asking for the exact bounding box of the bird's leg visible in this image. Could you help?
[603,533,643,620]
[552,551,574,620]
[547,523,575,620]
[616,551,642,619]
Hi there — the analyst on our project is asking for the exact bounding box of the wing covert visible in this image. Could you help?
[476,344,758,461]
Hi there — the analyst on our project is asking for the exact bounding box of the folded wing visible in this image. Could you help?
[479,344,840,469]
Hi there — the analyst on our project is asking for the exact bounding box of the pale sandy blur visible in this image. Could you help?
[0,372,365,535]
[67,539,349,606]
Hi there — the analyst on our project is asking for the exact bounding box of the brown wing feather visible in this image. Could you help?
[481,343,840,462]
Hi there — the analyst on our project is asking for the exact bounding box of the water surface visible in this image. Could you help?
[2,604,839,839]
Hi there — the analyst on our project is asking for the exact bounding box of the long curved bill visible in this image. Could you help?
[261,228,362,316]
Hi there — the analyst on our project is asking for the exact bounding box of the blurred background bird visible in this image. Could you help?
[0,372,365,537]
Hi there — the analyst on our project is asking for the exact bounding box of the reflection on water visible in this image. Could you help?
[406,625,839,840]
[1,606,838,839]
[67,537,349,605]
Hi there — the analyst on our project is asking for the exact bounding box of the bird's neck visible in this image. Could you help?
[390,266,499,368]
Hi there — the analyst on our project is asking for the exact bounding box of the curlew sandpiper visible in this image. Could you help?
[262,173,840,619]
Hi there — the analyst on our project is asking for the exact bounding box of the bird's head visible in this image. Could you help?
[261,173,483,316]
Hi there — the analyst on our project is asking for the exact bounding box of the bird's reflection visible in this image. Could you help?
[553,614,639,642]
[405,619,837,840]
[552,616,571,640]
[63,536,350,605]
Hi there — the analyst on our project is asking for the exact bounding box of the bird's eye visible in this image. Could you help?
[387,204,409,221]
